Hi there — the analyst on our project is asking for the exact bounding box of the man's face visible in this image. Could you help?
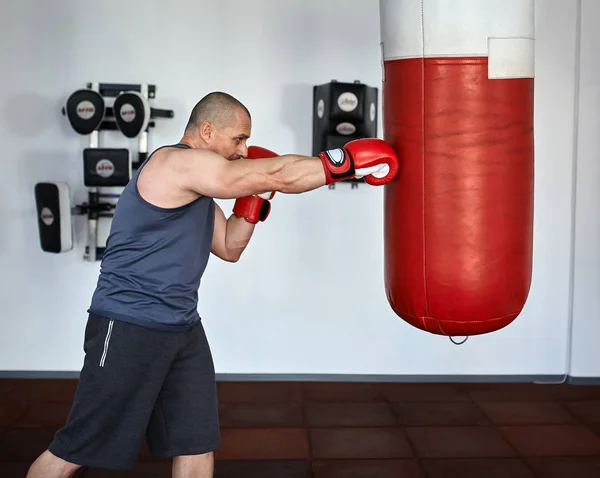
[207,108,251,160]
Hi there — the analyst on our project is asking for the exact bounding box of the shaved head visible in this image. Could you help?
[181,91,252,160]
[185,91,251,132]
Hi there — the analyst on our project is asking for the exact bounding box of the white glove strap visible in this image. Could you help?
[355,163,390,179]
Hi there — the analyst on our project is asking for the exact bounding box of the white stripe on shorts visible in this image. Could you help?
[99,319,114,367]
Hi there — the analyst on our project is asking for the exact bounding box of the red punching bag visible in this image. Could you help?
[380,0,535,337]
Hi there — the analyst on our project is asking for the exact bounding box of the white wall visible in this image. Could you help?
[0,0,594,379]
[570,0,600,379]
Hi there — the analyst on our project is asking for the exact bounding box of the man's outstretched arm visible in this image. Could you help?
[173,149,327,199]
[169,137,399,200]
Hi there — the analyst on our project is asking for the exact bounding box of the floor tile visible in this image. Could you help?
[310,427,413,459]
[0,398,27,427]
[405,426,516,458]
[215,460,313,478]
[588,423,600,438]
[0,428,57,461]
[382,383,472,402]
[466,383,554,402]
[219,402,304,428]
[477,401,576,425]
[420,458,535,478]
[312,459,424,478]
[391,402,490,426]
[4,379,600,476]
[301,382,386,402]
[526,457,600,478]
[305,402,396,427]
[217,382,302,403]
[562,400,600,423]
[15,402,72,428]
[215,428,309,460]
[545,384,600,400]
[500,425,600,456]
[0,379,79,403]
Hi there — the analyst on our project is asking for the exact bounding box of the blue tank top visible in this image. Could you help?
[88,143,215,332]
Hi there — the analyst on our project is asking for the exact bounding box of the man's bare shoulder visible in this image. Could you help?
[136,146,209,209]
[138,145,275,201]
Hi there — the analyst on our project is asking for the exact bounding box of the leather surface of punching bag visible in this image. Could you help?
[380,0,535,336]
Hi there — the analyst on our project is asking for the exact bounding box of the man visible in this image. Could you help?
[27,92,399,477]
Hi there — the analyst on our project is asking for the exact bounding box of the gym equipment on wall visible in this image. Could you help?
[35,82,174,262]
[312,79,378,189]
[35,182,72,254]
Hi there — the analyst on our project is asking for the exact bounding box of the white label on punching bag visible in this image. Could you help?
[488,37,535,79]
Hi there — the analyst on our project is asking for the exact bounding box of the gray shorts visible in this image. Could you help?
[48,313,220,470]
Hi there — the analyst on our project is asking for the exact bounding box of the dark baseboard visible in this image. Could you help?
[0,371,598,384]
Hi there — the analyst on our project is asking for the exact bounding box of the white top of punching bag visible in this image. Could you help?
[379,0,535,79]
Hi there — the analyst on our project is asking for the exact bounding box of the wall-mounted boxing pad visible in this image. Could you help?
[64,89,105,135]
[34,182,73,253]
[113,91,150,138]
[83,148,131,187]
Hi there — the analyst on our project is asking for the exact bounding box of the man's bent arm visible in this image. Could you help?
[211,203,255,262]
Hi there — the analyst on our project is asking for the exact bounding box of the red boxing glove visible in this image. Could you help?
[232,146,278,224]
[233,195,271,224]
[318,138,399,186]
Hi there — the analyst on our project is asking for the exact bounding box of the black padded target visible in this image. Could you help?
[64,89,105,135]
[83,148,131,187]
[113,91,150,138]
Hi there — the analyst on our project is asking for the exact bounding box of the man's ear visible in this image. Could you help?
[198,121,213,142]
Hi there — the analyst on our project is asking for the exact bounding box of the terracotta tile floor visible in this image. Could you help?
[2,379,600,476]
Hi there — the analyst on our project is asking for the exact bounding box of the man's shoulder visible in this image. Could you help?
[151,144,218,170]
[149,143,188,163]
[136,145,204,208]
[141,144,194,174]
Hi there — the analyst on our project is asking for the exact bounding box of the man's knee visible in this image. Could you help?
[173,451,214,476]
[174,451,214,463]
[27,450,82,478]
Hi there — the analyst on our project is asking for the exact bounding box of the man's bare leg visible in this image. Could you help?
[27,450,81,478]
[172,452,214,478]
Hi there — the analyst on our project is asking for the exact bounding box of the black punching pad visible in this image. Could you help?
[64,89,105,134]
[113,91,150,138]
[312,80,378,156]
[83,148,132,187]
[34,182,73,253]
